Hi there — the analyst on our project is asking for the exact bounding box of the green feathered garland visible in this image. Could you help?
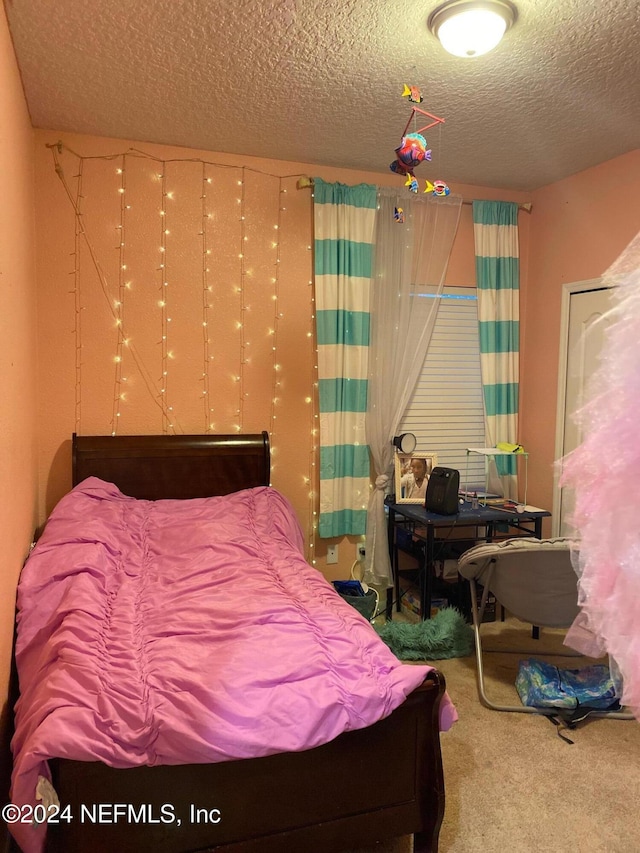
[375,607,474,661]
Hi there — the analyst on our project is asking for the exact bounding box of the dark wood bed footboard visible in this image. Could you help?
[47,671,446,853]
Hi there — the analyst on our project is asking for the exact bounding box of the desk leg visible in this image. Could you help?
[531,519,543,638]
[394,540,401,613]
[421,526,435,621]
[387,508,401,614]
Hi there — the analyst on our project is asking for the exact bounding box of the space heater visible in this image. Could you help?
[425,467,460,515]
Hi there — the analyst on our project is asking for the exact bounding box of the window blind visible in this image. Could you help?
[399,287,487,487]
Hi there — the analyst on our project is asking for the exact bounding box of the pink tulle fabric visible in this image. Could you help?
[560,230,640,720]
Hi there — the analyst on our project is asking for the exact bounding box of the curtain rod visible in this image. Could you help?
[296,176,532,213]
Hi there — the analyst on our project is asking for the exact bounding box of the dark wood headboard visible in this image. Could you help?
[72,432,270,500]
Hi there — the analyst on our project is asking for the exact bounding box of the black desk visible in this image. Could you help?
[386,501,551,621]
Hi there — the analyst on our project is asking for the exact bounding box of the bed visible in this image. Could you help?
[9,432,455,853]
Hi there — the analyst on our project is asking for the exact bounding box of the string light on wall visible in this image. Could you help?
[310,285,319,562]
[48,143,184,435]
[201,164,214,432]
[268,178,286,473]
[307,190,318,564]
[49,142,322,555]
[158,165,173,433]
[111,155,127,435]
[73,159,84,433]
[235,168,247,433]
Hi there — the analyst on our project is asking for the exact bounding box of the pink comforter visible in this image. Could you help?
[11,479,456,852]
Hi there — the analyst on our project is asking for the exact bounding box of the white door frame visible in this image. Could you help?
[552,278,604,536]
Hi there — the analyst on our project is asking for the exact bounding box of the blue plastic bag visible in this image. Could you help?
[516,658,620,711]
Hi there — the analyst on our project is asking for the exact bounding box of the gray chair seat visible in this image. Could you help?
[457,537,632,718]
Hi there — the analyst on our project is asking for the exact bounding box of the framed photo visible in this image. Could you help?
[394,452,438,504]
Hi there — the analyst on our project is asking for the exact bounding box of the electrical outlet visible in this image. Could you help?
[327,545,338,565]
[357,545,366,561]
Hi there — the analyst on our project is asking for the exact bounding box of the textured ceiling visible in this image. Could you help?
[5,0,640,191]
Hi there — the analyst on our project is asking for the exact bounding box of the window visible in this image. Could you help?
[399,287,486,487]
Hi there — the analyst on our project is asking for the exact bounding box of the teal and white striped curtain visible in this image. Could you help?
[472,200,520,498]
[313,179,377,537]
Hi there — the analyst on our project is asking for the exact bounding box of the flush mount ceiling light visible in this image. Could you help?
[428,0,517,58]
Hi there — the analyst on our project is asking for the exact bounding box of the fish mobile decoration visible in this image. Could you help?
[425,179,450,197]
[391,86,448,202]
[402,83,423,104]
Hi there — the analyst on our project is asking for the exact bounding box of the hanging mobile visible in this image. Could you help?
[390,87,445,193]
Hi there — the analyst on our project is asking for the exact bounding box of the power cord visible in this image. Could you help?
[349,559,380,622]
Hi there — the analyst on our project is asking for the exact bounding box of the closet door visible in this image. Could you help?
[553,281,613,536]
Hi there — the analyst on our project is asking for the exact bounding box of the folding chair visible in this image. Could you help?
[457,537,633,719]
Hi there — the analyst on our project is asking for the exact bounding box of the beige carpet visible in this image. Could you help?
[347,617,640,853]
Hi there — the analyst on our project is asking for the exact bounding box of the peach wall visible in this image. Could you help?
[34,129,530,580]
[0,10,37,707]
[522,149,640,528]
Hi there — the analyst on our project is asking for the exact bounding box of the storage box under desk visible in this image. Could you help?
[397,575,496,624]
[394,550,486,621]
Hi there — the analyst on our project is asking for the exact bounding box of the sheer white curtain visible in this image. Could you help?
[364,188,462,585]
